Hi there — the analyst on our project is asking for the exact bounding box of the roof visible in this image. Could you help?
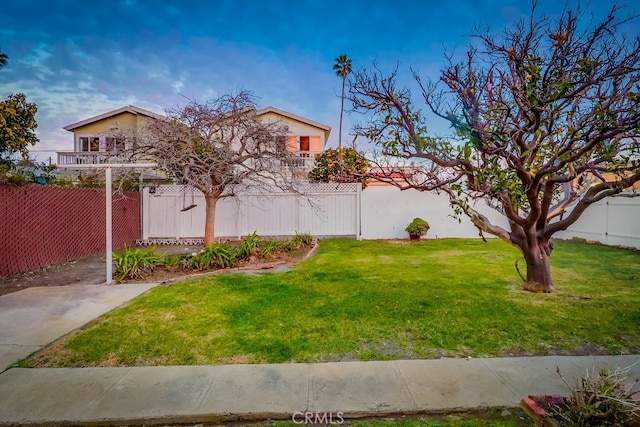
[256,106,332,142]
[369,166,423,182]
[63,105,166,131]
[63,104,331,142]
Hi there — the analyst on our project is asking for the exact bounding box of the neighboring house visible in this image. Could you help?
[368,165,427,187]
[255,106,330,168]
[57,105,164,165]
[57,105,331,169]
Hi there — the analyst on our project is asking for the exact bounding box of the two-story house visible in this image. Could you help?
[57,105,331,169]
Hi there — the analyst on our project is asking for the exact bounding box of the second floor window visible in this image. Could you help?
[78,135,125,152]
[79,136,100,152]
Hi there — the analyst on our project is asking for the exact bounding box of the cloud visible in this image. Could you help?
[1,0,637,158]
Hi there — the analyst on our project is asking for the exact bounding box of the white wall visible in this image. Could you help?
[360,186,509,239]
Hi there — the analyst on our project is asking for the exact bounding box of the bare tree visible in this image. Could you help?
[138,91,304,245]
[350,2,640,292]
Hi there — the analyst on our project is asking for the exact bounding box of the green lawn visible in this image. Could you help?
[26,239,640,367]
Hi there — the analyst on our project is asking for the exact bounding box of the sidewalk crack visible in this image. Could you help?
[393,361,420,410]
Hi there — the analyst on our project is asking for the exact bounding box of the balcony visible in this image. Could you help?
[56,152,131,165]
[287,151,319,169]
[57,150,323,168]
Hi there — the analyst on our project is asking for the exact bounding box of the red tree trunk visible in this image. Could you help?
[203,194,219,246]
[521,240,556,293]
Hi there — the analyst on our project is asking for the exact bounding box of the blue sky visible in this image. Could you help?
[1,0,638,163]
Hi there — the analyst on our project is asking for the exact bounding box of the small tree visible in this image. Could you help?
[308,147,370,188]
[139,91,304,245]
[0,93,38,169]
[350,3,640,292]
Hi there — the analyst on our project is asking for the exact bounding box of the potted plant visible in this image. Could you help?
[406,217,430,240]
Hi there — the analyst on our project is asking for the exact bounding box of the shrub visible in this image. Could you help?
[189,243,236,270]
[0,160,57,186]
[292,231,313,247]
[553,365,640,426]
[405,217,430,237]
[113,246,163,282]
[162,254,182,267]
[278,239,298,252]
[236,231,260,260]
[259,239,280,258]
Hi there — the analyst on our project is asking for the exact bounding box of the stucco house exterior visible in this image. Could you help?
[57,106,163,165]
[57,105,331,169]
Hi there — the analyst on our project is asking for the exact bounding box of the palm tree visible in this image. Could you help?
[0,49,8,69]
[333,54,352,148]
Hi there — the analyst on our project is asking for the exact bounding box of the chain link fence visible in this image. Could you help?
[1,184,140,276]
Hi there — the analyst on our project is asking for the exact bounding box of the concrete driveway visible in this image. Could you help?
[0,283,157,370]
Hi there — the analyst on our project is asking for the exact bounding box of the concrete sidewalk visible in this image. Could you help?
[0,355,639,426]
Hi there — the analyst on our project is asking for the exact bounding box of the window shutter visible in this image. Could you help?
[310,136,321,152]
[287,136,298,151]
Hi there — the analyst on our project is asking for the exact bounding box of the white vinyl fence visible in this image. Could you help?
[141,183,361,242]
[556,195,640,248]
[140,183,509,242]
[141,184,640,249]
[360,185,509,239]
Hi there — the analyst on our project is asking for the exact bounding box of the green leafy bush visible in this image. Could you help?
[236,231,260,260]
[0,159,57,186]
[259,239,280,258]
[113,246,163,282]
[308,147,370,188]
[278,239,298,252]
[189,243,236,270]
[292,231,313,247]
[405,217,430,237]
[162,254,182,267]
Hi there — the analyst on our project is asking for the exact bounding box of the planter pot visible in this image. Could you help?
[521,395,564,427]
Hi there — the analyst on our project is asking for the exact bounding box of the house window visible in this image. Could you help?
[106,136,125,152]
[276,136,286,152]
[78,135,125,152]
[284,136,322,155]
[79,136,100,152]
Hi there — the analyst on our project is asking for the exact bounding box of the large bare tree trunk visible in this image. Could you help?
[203,194,219,246]
[520,239,556,293]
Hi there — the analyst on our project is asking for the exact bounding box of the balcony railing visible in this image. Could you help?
[56,152,131,165]
[57,150,322,167]
[288,150,321,169]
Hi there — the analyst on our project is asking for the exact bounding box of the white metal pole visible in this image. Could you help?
[106,166,113,284]
[55,163,156,286]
